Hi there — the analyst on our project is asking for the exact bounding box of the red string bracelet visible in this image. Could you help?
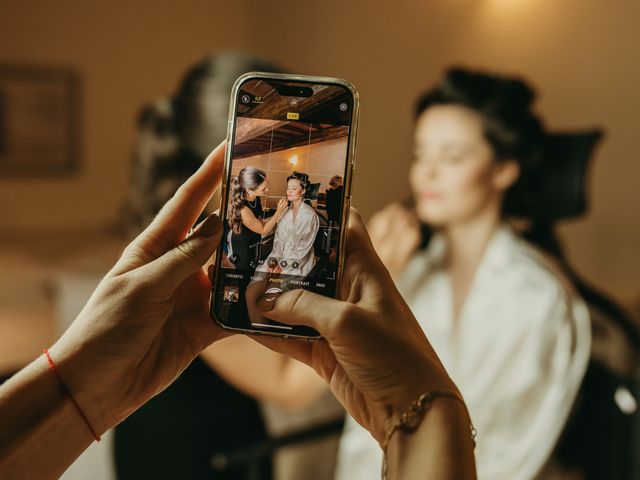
[43,349,101,442]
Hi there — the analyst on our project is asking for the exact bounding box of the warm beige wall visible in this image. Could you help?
[0,0,252,234]
[1,0,638,304]
[233,137,349,194]
[250,0,640,304]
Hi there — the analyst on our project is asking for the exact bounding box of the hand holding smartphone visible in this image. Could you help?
[210,73,359,339]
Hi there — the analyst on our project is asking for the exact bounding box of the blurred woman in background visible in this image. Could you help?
[335,68,592,480]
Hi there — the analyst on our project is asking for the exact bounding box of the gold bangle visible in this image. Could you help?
[381,390,477,480]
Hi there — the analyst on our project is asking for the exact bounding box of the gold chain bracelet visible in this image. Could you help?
[381,390,477,480]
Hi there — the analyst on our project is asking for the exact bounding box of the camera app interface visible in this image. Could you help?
[213,78,353,334]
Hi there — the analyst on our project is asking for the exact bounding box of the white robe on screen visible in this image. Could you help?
[256,201,319,278]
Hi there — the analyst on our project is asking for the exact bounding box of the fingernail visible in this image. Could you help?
[256,292,281,311]
[195,214,222,237]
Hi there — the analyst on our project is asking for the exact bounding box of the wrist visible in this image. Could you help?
[47,336,118,436]
[0,355,97,477]
[385,396,476,480]
[378,357,456,442]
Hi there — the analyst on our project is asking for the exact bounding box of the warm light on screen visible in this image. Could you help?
[486,0,530,6]
[288,155,298,166]
[467,0,546,37]
[483,0,535,17]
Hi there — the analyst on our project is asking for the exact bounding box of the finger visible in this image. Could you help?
[123,141,226,267]
[251,335,314,367]
[251,335,337,382]
[344,207,376,256]
[366,213,391,248]
[257,209,386,332]
[256,287,355,338]
[173,274,234,354]
[138,214,223,292]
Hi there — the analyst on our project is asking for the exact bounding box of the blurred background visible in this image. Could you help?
[1,0,639,478]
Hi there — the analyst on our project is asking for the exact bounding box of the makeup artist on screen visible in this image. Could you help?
[228,166,288,271]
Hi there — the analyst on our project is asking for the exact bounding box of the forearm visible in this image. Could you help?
[0,355,95,479]
[261,214,280,236]
[275,359,327,409]
[200,340,325,410]
[386,398,477,480]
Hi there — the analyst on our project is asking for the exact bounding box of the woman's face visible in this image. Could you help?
[286,179,305,201]
[410,105,514,227]
[247,179,268,199]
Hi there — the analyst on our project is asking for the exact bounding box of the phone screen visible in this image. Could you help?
[211,75,357,337]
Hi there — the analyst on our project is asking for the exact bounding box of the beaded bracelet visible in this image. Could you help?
[381,390,476,479]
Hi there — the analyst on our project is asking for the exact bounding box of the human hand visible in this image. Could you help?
[252,209,457,444]
[275,197,288,218]
[48,142,228,435]
[269,264,283,274]
[368,203,421,279]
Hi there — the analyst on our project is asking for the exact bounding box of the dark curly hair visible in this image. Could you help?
[415,68,545,165]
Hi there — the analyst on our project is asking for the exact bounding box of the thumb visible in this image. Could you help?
[141,213,222,291]
[256,287,354,338]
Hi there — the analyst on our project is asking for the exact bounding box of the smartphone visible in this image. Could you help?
[209,72,359,339]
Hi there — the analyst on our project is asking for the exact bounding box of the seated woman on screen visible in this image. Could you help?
[256,171,320,278]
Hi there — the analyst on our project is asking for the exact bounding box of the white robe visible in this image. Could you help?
[334,225,591,480]
[257,201,319,278]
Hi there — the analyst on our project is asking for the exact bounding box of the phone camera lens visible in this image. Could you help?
[339,102,348,112]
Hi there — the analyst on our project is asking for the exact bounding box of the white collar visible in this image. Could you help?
[420,223,522,274]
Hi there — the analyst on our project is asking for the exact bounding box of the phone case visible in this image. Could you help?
[210,72,360,339]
